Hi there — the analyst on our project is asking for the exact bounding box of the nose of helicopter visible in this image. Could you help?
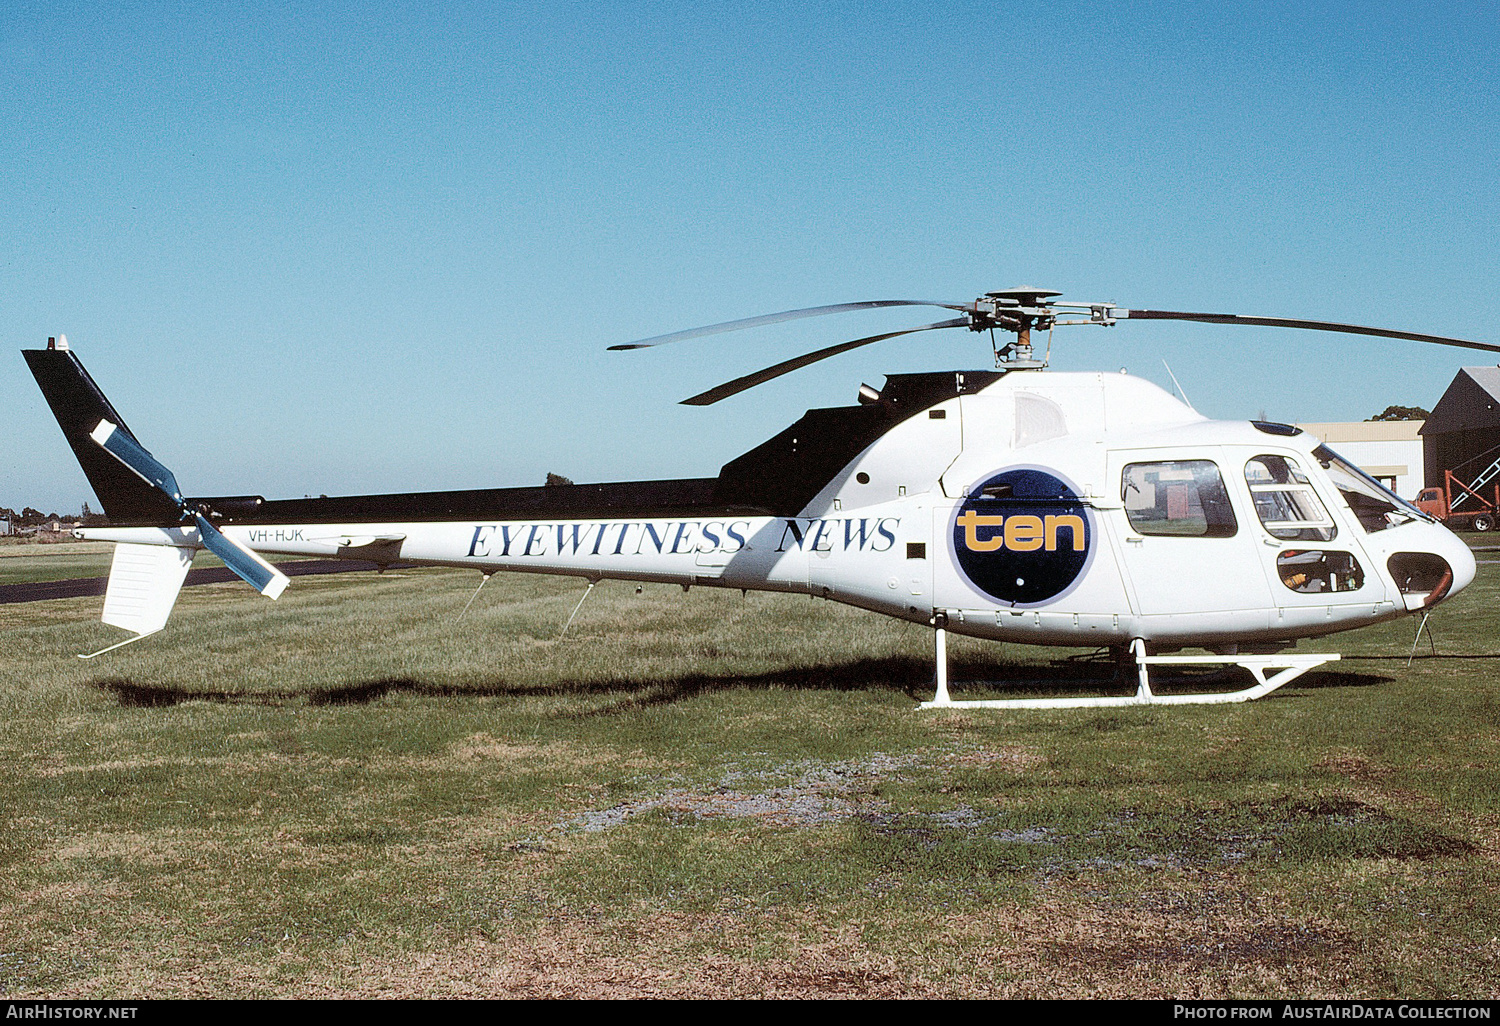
[1390,522,1476,611]
[1440,526,1478,598]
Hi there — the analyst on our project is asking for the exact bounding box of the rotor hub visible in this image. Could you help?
[966,287,1069,367]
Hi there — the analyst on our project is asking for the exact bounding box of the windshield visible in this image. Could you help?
[1312,444,1431,532]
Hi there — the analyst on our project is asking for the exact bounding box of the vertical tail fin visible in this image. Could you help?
[23,344,181,524]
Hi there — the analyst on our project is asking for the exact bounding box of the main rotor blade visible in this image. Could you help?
[610,300,968,351]
[193,515,290,599]
[1118,310,1500,354]
[681,317,970,406]
[90,420,185,506]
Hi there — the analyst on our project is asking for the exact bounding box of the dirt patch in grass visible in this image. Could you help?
[1268,797,1475,861]
[562,753,919,832]
[570,786,872,832]
[442,734,619,772]
[999,885,1358,998]
[947,745,1046,771]
[449,734,572,763]
[1316,752,1393,780]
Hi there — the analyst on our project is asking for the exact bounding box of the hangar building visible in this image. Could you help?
[1421,367,1500,490]
[1294,420,1424,500]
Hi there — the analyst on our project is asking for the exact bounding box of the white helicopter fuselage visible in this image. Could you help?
[83,369,1475,652]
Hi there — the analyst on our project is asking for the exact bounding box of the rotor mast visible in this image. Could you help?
[966,286,1063,369]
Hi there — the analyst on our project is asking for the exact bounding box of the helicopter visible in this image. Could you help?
[23,287,1494,708]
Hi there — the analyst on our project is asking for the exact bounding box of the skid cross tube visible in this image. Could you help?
[921,631,1338,710]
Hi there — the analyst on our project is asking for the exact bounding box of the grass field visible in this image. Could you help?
[0,538,284,585]
[0,540,116,586]
[1,548,1497,998]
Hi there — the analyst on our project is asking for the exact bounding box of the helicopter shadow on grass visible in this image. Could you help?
[91,656,934,709]
[87,649,1392,712]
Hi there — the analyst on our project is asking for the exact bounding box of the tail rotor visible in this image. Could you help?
[90,418,289,599]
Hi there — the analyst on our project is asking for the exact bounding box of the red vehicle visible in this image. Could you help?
[1415,467,1500,532]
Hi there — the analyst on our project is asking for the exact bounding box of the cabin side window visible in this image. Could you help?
[1121,460,1238,538]
[1245,455,1337,541]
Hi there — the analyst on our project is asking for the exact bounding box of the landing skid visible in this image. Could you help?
[78,629,163,660]
[920,631,1338,710]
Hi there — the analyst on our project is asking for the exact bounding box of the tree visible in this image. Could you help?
[1368,405,1430,422]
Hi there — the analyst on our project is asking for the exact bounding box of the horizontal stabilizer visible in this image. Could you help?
[101,543,196,635]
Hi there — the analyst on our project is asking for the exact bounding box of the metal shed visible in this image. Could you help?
[1421,367,1500,488]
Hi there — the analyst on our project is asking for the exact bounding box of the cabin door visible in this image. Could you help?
[1108,450,1275,616]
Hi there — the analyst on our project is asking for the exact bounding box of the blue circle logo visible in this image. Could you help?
[951,468,1093,606]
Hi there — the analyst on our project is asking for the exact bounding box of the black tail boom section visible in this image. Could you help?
[27,345,985,527]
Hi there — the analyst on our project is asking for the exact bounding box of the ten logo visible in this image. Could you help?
[955,511,1085,553]
[951,468,1093,606]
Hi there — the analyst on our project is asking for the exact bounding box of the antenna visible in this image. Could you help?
[1161,359,1195,411]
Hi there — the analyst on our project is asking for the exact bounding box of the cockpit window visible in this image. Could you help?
[1312,444,1430,532]
[1122,460,1238,537]
[1245,455,1337,541]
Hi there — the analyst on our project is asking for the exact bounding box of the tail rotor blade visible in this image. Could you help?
[610,300,969,351]
[681,317,970,405]
[90,420,185,506]
[193,515,290,599]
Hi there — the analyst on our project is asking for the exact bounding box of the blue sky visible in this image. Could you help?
[5,2,1497,513]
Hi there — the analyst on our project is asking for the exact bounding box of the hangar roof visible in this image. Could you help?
[1422,367,1500,435]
